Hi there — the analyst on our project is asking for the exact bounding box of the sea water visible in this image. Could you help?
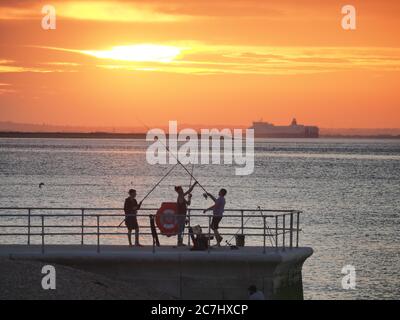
[0,137,399,299]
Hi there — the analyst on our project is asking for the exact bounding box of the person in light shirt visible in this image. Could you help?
[203,188,227,246]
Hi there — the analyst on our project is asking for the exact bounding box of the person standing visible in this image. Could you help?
[203,188,227,246]
[175,182,198,246]
[124,189,142,247]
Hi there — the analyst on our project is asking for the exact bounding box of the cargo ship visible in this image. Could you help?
[251,118,319,138]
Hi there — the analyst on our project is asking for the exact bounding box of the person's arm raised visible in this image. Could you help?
[185,194,192,206]
[184,181,198,196]
[206,192,217,202]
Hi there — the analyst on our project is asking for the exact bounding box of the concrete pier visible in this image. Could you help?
[0,245,312,300]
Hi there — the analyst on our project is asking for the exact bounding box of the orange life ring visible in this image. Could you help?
[156,202,180,236]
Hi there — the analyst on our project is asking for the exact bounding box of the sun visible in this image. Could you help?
[81,44,182,63]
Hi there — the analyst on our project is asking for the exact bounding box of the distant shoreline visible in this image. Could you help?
[0,132,147,139]
[0,131,399,139]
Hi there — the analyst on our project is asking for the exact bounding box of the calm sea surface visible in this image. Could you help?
[0,137,399,299]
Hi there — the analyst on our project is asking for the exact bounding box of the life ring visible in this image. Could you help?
[156,202,180,236]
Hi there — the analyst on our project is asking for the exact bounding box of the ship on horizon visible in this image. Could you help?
[251,118,319,138]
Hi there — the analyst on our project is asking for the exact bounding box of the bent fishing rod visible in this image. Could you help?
[117,161,198,227]
[138,118,210,195]
[118,119,211,227]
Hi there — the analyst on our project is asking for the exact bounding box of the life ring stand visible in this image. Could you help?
[156,202,180,237]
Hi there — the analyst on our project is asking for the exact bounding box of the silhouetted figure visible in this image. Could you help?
[248,285,265,300]
[124,189,142,247]
[175,182,198,246]
[188,225,212,251]
[203,188,227,246]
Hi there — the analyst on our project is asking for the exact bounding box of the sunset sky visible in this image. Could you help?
[0,0,400,129]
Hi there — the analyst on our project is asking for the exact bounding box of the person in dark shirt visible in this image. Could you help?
[124,189,142,247]
[175,181,198,246]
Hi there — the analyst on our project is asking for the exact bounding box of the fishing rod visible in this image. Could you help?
[141,164,180,203]
[118,163,179,227]
[138,118,210,195]
[225,215,253,247]
[257,205,275,247]
[188,163,194,189]
[225,206,275,247]
[119,119,210,227]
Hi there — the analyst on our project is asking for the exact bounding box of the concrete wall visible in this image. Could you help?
[9,247,313,300]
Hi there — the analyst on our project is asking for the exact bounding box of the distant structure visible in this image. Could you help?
[251,118,319,138]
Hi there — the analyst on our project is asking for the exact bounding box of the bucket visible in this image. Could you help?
[235,234,245,247]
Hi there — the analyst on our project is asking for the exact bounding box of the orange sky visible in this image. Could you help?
[0,0,399,128]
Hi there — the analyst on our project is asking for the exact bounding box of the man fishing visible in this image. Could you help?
[175,181,198,246]
[124,189,142,247]
[203,188,227,246]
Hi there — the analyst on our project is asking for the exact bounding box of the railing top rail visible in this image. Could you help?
[0,207,301,214]
[0,214,284,219]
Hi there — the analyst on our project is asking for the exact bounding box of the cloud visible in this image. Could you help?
[43,62,81,66]
[80,44,182,63]
[34,43,400,75]
[0,60,28,73]
[0,1,188,22]
[0,82,16,95]
[0,59,77,73]
[0,0,314,21]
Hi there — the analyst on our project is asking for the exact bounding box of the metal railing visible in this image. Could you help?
[0,207,302,254]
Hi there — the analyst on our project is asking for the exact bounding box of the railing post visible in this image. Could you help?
[152,236,155,253]
[263,216,266,254]
[290,212,294,249]
[97,215,100,253]
[81,209,84,245]
[275,215,278,250]
[208,215,211,253]
[296,211,300,248]
[282,215,286,250]
[187,209,191,246]
[241,210,244,235]
[27,208,31,245]
[41,215,45,254]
